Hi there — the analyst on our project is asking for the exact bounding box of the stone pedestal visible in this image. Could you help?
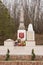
[4,39,14,47]
[17,30,26,41]
[26,41,35,46]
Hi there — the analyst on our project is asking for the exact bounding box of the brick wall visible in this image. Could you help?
[0,55,43,65]
[0,55,43,61]
[0,61,43,65]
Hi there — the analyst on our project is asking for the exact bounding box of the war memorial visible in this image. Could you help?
[0,2,43,65]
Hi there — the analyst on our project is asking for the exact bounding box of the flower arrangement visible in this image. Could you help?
[15,39,26,46]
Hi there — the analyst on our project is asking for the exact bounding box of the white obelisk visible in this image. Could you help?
[17,5,26,41]
[26,23,36,46]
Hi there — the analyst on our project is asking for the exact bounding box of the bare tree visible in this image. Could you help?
[28,0,37,30]
[34,0,41,33]
[13,0,43,33]
[13,0,20,32]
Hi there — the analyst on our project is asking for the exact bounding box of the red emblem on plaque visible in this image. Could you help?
[19,33,24,38]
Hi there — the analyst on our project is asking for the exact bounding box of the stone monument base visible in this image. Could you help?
[26,41,35,46]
